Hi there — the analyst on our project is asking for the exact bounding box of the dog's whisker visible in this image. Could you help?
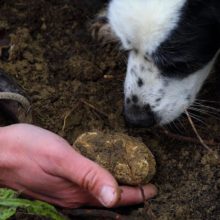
[188,107,220,121]
[171,121,182,133]
[177,118,187,132]
[186,117,207,130]
[188,112,205,122]
[190,105,220,117]
[186,111,208,126]
[189,106,217,114]
[193,103,220,112]
[195,98,220,104]
[185,110,213,152]
[166,122,176,131]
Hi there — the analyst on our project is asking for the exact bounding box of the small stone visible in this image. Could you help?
[35,63,43,71]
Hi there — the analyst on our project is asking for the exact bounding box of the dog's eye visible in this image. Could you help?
[124,48,132,53]
[124,48,138,54]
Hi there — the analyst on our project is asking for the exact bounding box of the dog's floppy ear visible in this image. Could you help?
[211,1,220,46]
[213,2,220,26]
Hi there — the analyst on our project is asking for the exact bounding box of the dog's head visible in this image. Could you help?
[107,0,220,127]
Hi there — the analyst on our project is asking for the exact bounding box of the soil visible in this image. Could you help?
[0,0,219,219]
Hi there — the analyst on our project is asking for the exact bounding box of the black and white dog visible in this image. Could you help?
[92,0,220,127]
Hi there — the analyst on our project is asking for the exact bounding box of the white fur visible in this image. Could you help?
[108,0,186,54]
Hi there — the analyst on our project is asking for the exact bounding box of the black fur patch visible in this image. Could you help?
[126,98,131,104]
[137,78,144,87]
[132,95,139,103]
[156,98,161,102]
[152,1,220,78]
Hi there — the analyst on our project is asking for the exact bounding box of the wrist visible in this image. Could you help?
[0,126,8,166]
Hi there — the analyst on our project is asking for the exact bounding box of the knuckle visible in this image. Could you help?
[81,167,99,192]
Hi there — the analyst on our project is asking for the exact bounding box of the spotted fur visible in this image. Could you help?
[92,0,220,127]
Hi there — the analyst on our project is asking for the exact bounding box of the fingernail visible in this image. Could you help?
[99,185,117,207]
[144,184,158,199]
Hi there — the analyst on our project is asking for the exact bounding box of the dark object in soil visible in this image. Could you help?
[63,209,129,220]
[74,131,156,186]
[0,39,10,61]
[0,69,32,124]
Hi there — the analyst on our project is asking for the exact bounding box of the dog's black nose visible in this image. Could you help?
[124,104,156,128]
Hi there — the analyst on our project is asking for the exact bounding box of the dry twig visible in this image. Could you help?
[80,99,109,118]
[61,102,81,132]
[160,128,217,146]
[139,185,157,220]
[185,109,212,151]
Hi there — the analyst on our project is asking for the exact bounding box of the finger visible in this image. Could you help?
[55,148,120,208]
[115,184,157,207]
[86,184,157,207]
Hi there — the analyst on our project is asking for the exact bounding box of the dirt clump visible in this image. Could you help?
[74,131,156,186]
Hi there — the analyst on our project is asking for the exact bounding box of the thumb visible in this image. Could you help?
[57,147,120,207]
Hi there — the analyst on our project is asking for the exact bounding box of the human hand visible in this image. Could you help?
[0,124,157,208]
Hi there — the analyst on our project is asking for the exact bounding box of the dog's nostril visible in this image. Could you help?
[130,104,140,111]
[144,104,151,111]
[124,104,156,128]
